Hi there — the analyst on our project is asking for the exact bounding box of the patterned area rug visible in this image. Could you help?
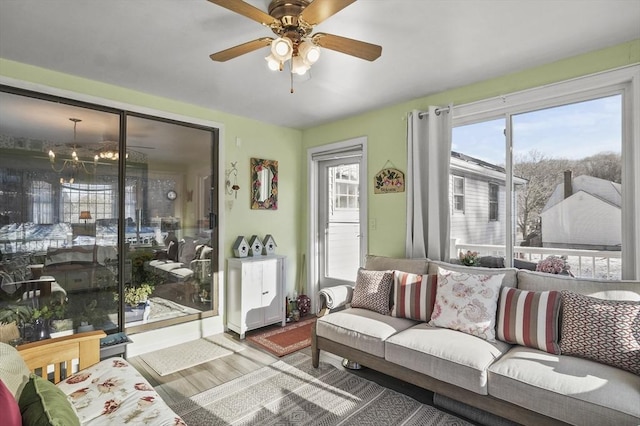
[139,334,245,376]
[170,352,473,426]
[247,316,316,357]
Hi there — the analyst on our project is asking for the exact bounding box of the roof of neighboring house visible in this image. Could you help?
[542,175,622,212]
[450,151,527,185]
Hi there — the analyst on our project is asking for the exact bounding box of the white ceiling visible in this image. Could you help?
[0,0,639,131]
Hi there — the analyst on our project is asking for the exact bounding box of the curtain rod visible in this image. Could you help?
[418,106,450,118]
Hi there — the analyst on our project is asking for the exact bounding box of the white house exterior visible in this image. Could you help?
[540,174,621,250]
[449,152,526,247]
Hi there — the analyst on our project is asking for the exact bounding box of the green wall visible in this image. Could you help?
[0,59,303,297]
[300,39,640,262]
[1,38,639,297]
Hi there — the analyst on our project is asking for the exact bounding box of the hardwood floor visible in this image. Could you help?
[128,328,432,407]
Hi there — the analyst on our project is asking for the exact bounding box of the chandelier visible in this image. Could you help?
[98,141,128,161]
[48,118,98,184]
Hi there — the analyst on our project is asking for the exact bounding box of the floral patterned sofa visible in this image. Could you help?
[1,331,184,426]
[312,255,640,426]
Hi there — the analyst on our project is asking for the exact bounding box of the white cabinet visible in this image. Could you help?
[226,255,286,338]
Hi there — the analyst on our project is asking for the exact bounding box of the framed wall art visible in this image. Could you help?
[251,158,278,210]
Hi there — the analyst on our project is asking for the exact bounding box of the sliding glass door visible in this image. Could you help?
[0,85,219,343]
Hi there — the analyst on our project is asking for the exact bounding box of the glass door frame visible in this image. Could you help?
[307,137,367,314]
[0,81,223,334]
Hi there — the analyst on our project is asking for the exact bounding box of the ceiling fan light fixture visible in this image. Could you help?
[298,40,320,65]
[271,37,293,60]
[265,54,282,71]
[291,55,310,75]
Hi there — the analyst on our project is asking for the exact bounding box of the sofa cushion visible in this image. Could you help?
[0,342,31,400]
[365,255,429,274]
[516,270,640,301]
[488,346,640,425]
[19,374,80,426]
[390,271,437,321]
[351,268,394,315]
[316,308,418,358]
[385,323,512,395]
[560,290,639,375]
[430,267,504,341]
[428,260,517,288]
[496,287,561,354]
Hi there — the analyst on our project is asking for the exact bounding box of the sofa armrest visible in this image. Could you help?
[318,285,354,316]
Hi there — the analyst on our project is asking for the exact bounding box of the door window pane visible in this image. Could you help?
[325,163,360,282]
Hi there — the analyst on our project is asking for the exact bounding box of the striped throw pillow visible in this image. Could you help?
[496,287,561,354]
[391,271,437,321]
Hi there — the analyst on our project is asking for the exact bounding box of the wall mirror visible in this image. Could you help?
[251,158,278,210]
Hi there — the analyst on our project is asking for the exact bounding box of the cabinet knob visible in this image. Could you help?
[262,291,269,295]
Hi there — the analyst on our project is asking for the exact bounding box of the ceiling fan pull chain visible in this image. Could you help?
[290,70,294,94]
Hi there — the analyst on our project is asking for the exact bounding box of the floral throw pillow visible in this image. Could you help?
[429,267,504,341]
[351,268,393,315]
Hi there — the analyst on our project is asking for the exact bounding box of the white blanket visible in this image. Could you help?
[319,285,354,309]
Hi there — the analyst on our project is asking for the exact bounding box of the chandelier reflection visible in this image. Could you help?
[98,141,128,161]
[48,118,97,184]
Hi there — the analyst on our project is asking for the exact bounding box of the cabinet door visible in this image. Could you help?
[243,262,266,329]
[261,259,282,324]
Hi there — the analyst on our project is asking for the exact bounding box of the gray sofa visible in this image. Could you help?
[311,255,640,426]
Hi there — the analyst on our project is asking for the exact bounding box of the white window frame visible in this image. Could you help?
[452,65,640,279]
[488,182,499,222]
[452,175,465,213]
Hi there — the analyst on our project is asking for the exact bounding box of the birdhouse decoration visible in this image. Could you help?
[262,234,277,255]
[249,235,263,257]
[232,236,249,258]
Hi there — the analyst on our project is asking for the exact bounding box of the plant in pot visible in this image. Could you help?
[75,299,106,332]
[0,304,33,345]
[49,300,73,338]
[118,283,155,307]
[31,305,54,340]
[115,283,154,323]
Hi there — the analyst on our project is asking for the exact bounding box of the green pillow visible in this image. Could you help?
[18,374,80,426]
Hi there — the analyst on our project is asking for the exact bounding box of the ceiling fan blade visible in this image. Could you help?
[210,37,274,62]
[207,0,277,26]
[313,33,382,61]
[299,0,356,26]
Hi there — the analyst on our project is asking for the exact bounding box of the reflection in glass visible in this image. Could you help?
[0,90,120,342]
[0,88,218,342]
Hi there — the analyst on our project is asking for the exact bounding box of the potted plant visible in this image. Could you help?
[31,305,54,340]
[115,283,154,323]
[49,301,73,338]
[459,250,479,266]
[0,304,32,345]
[121,283,155,307]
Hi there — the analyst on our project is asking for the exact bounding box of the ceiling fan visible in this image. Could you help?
[207,0,382,85]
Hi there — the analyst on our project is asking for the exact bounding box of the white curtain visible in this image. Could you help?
[405,106,452,261]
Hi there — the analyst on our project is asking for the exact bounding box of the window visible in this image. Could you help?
[60,183,115,223]
[489,183,498,221]
[31,181,53,223]
[451,66,639,280]
[453,176,464,212]
[333,165,359,210]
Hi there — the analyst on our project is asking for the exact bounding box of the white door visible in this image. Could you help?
[318,158,363,289]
